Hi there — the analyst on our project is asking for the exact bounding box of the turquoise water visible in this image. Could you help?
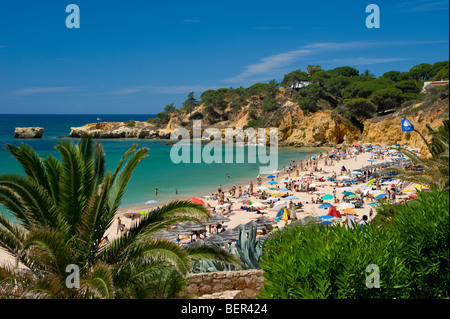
[0,114,326,219]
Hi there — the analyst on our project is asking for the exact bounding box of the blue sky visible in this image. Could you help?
[0,0,448,114]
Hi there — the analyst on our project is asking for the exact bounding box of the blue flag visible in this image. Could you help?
[401,117,414,132]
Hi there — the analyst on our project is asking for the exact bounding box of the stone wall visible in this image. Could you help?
[179,269,265,299]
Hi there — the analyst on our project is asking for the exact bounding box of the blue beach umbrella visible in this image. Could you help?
[375,193,387,200]
[368,202,378,206]
[268,181,278,185]
[267,175,276,179]
[279,187,289,192]
[318,203,332,209]
[285,195,299,200]
[316,215,334,219]
[368,159,377,162]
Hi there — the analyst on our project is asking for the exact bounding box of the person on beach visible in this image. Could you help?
[117,217,124,235]
[175,188,178,195]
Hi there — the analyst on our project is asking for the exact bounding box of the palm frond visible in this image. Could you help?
[21,228,76,281]
[42,155,62,208]
[80,262,115,299]
[184,245,243,268]
[4,143,50,193]
[107,146,149,214]
[0,174,58,229]
[55,140,86,236]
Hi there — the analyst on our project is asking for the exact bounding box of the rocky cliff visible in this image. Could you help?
[360,99,448,157]
[69,121,171,139]
[14,127,44,139]
[67,98,448,154]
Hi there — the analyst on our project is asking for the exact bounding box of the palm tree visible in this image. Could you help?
[0,135,240,298]
[395,120,449,191]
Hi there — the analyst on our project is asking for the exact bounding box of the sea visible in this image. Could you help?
[0,114,326,220]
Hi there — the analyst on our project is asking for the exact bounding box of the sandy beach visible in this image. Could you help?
[0,144,417,266]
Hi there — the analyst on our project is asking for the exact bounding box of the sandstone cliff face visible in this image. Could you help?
[280,109,361,147]
[14,127,44,139]
[361,100,448,157]
[66,98,448,154]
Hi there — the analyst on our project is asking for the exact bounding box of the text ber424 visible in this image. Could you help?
[226,303,268,314]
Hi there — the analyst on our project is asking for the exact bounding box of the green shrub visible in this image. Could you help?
[259,189,449,299]
[125,119,136,127]
[392,189,449,298]
[259,222,409,298]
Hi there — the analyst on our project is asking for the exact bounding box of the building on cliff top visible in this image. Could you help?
[421,80,449,93]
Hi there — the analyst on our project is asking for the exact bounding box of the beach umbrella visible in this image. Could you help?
[204,214,230,225]
[342,191,355,196]
[401,188,413,193]
[267,197,279,201]
[327,205,341,218]
[168,224,192,236]
[268,180,278,185]
[312,191,326,195]
[182,221,205,232]
[271,192,283,197]
[347,194,360,199]
[151,230,178,241]
[266,175,276,179]
[258,186,270,191]
[316,215,335,220]
[249,202,265,207]
[408,193,418,198]
[281,208,291,220]
[367,159,377,162]
[328,177,336,182]
[255,216,277,227]
[284,195,299,200]
[374,193,387,200]
[318,203,332,209]
[272,202,287,211]
[338,176,351,180]
[339,187,355,192]
[215,204,228,209]
[190,197,205,205]
[123,211,142,220]
[321,194,334,200]
[280,179,290,183]
[145,200,158,205]
[352,171,363,175]
[343,208,357,215]
[338,203,355,209]
[279,187,289,192]
[366,179,376,186]
[367,202,378,206]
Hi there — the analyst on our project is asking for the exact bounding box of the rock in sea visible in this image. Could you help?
[14,127,44,139]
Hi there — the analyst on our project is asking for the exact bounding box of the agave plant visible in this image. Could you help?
[191,223,265,272]
[0,135,239,298]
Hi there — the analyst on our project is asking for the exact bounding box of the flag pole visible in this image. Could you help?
[400,117,403,168]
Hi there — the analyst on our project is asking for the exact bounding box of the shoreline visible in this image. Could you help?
[116,146,331,212]
[0,143,417,266]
